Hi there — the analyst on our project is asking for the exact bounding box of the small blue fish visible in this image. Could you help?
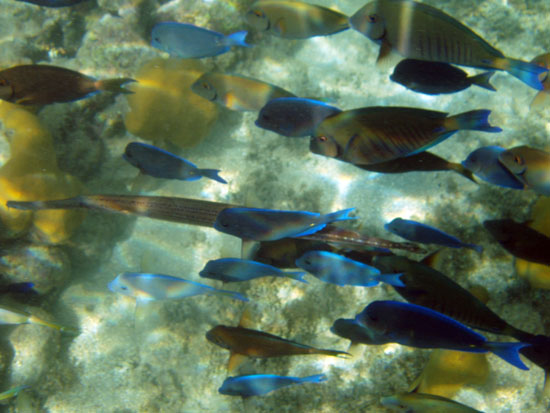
[151,23,250,58]
[462,146,524,189]
[123,142,227,184]
[256,97,341,137]
[356,300,529,370]
[214,207,355,241]
[295,250,404,287]
[199,258,307,283]
[385,218,482,253]
[15,0,90,6]
[108,273,248,302]
[218,374,326,397]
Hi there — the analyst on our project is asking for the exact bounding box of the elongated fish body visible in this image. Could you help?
[358,151,476,182]
[384,218,482,253]
[256,97,341,137]
[498,146,550,196]
[462,146,524,189]
[0,65,134,105]
[0,385,29,402]
[530,53,550,107]
[349,0,547,90]
[246,1,349,39]
[295,250,404,287]
[390,59,496,95]
[0,305,78,333]
[330,318,389,345]
[15,0,89,6]
[381,392,483,413]
[108,272,248,302]
[199,258,306,283]
[151,23,250,58]
[310,107,501,165]
[206,325,348,358]
[214,207,355,241]
[483,219,550,266]
[191,72,295,112]
[123,142,227,184]
[357,301,529,370]
[219,374,326,397]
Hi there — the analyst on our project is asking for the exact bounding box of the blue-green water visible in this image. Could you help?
[0,0,549,411]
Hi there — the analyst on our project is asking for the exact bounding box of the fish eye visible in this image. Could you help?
[368,313,378,322]
[0,79,6,86]
[368,14,379,23]
[318,136,328,142]
[252,9,264,18]
[304,259,312,265]
[514,155,524,165]
[120,285,128,291]
[201,82,211,90]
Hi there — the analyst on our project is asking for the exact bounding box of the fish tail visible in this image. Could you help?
[315,348,351,358]
[6,196,85,211]
[96,78,136,95]
[379,273,405,288]
[226,30,251,48]
[300,374,327,384]
[530,91,550,109]
[284,271,309,284]
[198,169,227,184]
[324,207,356,224]
[448,162,477,183]
[493,57,548,90]
[469,71,497,91]
[485,341,530,370]
[449,109,502,133]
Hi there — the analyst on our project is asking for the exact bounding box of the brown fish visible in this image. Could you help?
[530,53,550,107]
[0,65,135,105]
[498,145,550,196]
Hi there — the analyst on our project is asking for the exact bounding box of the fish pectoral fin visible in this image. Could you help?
[227,352,248,372]
[273,18,287,36]
[376,39,395,69]
[347,342,362,359]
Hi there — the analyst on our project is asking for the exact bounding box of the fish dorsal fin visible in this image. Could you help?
[227,352,248,373]
[420,249,444,269]
[238,308,254,329]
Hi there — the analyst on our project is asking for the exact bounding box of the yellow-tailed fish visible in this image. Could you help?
[349,0,547,90]
[498,145,550,196]
[0,385,29,402]
[246,0,349,39]
[191,72,295,112]
[530,53,550,107]
[381,392,483,413]
[0,304,78,334]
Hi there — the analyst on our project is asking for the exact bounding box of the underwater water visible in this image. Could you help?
[0,0,549,412]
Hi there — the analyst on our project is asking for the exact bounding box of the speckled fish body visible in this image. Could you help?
[0,385,29,402]
[191,72,295,111]
[15,0,89,6]
[0,65,134,105]
[219,374,326,397]
[498,146,550,195]
[213,207,355,241]
[151,23,250,58]
[381,392,483,413]
[108,272,248,302]
[295,250,404,287]
[385,218,482,253]
[310,107,501,165]
[462,146,524,189]
[123,142,227,184]
[256,97,341,137]
[199,258,306,283]
[390,59,496,95]
[246,1,349,39]
[483,219,550,266]
[356,301,529,370]
[530,53,550,106]
[206,325,348,358]
[349,0,547,90]
[330,318,389,345]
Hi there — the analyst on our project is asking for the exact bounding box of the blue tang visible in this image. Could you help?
[218,373,326,397]
[199,258,307,283]
[123,142,227,184]
[214,207,355,241]
[356,300,529,370]
[151,23,250,58]
[256,97,341,137]
[295,250,404,287]
[108,272,248,302]
[462,146,524,189]
[385,218,482,253]
[15,0,90,6]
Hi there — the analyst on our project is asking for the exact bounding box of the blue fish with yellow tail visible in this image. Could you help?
[108,273,248,302]
[219,373,326,397]
[214,207,355,241]
[151,23,250,58]
[199,258,307,283]
[385,218,482,253]
[462,146,524,189]
[123,142,227,184]
[295,250,404,287]
[15,0,90,6]
[356,300,530,370]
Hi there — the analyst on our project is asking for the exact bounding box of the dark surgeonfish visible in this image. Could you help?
[256,97,341,137]
[462,146,524,189]
[219,374,326,397]
[390,59,496,95]
[384,218,482,253]
[151,23,250,59]
[0,65,134,105]
[349,0,547,90]
[356,300,529,370]
[199,258,307,283]
[483,219,550,266]
[530,53,550,107]
[498,146,550,196]
[245,1,349,39]
[123,142,227,184]
[15,0,90,6]
[310,107,501,166]
[381,392,483,413]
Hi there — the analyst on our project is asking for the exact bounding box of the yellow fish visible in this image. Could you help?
[498,146,550,196]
